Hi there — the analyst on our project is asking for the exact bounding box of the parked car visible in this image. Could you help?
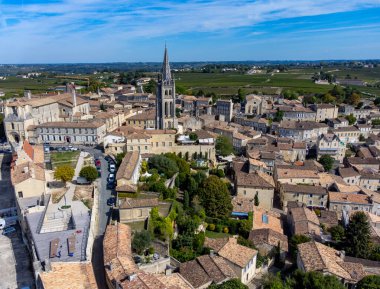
[108,173,115,182]
[2,226,16,235]
[107,182,116,190]
[109,163,116,173]
[107,197,116,206]
[105,155,113,162]
[133,256,142,264]
[68,145,78,151]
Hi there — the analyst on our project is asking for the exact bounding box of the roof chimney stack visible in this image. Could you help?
[72,86,77,107]
[24,90,32,99]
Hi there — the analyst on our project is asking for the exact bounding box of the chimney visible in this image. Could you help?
[165,267,172,276]
[210,249,215,257]
[339,250,345,260]
[23,167,29,174]
[24,90,32,99]
[30,168,35,179]
[72,86,77,107]
[127,273,137,281]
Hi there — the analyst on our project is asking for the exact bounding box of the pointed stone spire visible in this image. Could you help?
[162,45,172,82]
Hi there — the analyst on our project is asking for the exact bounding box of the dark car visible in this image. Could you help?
[105,155,112,162]
[107,182,116,190]
[107,197,116,206]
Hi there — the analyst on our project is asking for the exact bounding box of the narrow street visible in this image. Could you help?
[75,146,112,288]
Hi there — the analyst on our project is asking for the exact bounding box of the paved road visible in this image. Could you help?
[47,145,114,288]
[73,146,113,289]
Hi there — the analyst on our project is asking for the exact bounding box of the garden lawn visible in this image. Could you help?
[51,151,80,168]
[205,230,232,239]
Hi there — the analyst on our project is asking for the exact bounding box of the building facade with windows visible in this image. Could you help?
[35,121,106,145]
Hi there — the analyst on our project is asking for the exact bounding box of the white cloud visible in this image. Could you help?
[0,0,380,62]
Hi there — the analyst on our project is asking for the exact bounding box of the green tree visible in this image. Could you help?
[291,270,345,289]
[329,225,345,242]
[176,85,186,95]
[283,90,299,100]
[209,279,248,289]
[274,110,284,122]
[254,192,260,206]
[262,272,284,289]
[141,160,148,174]
[100,103,106,111]
[289,235,311,261]
[189,132,198,141]
[345,113,357,125]
[359,134,365,142]
[371,119,380,126]
[148,154,179,178]
[132,230,151,255]
[318,155,334,172]
[183,191,190,209]
[216,135,233,156]
[374,97,380,106]
[357,275,380,289]
[345,211,371,258]
[144,79,157,93]
[54,165,75,183]
[79,166,98,182]
[347,92,361,106]
[322,93,336,104]
[198,175,232,218]
[115,152,126,167]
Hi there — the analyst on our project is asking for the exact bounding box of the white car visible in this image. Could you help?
[108,173,115,182]
[109,163,116,173]
[68,146,78,151]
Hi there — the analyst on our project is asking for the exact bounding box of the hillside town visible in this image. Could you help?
[1,48,380,289]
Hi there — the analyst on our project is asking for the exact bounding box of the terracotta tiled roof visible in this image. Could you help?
[339,167,360,178]
[298,241,366,282]
[289,207,320,235]
[281,183,327,195]
[11,161,45,185]
[119,197,159,209]
[116,151,140,181]
[116,184,138,193]
[37,121,104,128]
[276,166,319,179]
[232,197,254,213]
[204,237,229,253]
[217,237,257,268]
[103,224,138,281]
[329,192,372,205]
[179,259,212,288]
[39,262,97,289]
[319,210,339,228]
[249,228,288,252]
[126,110,155,120]
[234,161,275,188]
[197,255,236,283]
[155,273,193,289]
[347,157,380,165]
[253,206,283,234]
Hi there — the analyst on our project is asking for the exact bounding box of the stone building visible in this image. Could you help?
[156,47,177,129]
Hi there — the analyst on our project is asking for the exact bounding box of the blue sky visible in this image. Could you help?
[0,0,380,63]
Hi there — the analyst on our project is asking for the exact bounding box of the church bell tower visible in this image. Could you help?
[156,46,177,130]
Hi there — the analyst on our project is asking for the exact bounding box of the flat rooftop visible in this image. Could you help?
[26,202,91,263]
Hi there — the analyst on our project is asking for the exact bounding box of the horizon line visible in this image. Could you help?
[1,58,380,66]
